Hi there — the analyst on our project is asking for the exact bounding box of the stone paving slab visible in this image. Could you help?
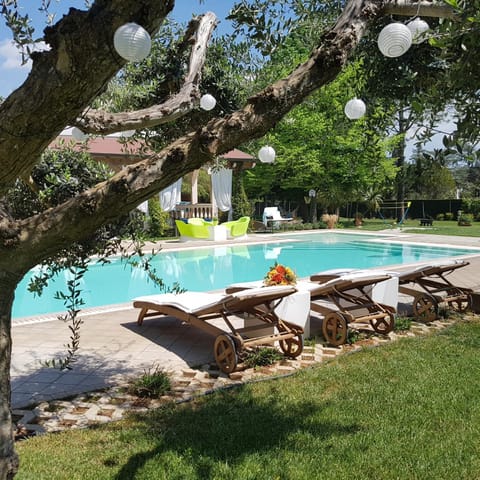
[13,315,471,440]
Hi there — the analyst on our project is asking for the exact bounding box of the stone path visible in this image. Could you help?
[13,316,462,440]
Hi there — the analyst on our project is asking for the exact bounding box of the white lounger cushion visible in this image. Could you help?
[395,259,468,278]
[230,285,296,300]
[133,292,228,314]
[134,285,296,314]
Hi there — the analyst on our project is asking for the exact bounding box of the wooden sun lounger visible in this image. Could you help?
[395,260,473,322]
[227,271,397,347]
[307,272,397,346]
[133,286,304,374]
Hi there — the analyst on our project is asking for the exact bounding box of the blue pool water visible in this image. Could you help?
[13,233,477,318]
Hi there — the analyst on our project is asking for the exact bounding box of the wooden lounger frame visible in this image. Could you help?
[308,274,396,346]
[134,287,304,374]
[228,274,397,347]
[396,260,473,322]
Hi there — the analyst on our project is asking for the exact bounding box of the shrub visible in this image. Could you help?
[127,365,171,398]
[444,212,454,221]
[321,213,338,229]
[347,330,360,344]
[231,172,252,219]
[462,198,480,218]
[148,197,171,237]
[394,316,412,332]
[458,213,473,226]
[244,347,284,369]
[436,213,445,221]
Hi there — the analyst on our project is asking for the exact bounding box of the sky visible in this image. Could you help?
[0,0,236,98]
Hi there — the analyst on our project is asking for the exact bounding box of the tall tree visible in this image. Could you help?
[244,63,396,218]
[406,146,457,199]
[0,1,460,477]
[357,16,452,218]
[425,0,480,141]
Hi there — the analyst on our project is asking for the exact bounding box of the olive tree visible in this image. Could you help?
[0,1,458,477]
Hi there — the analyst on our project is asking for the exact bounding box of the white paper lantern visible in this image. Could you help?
[114,23,151,62]
[71,127,87,142]
[200,94,216,111]
[344,98,366,120]
[407,18,429,44]
[258,145,276,164]
[378,23,412,58]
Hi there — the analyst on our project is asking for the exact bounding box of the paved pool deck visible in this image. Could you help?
[11,229,480,409]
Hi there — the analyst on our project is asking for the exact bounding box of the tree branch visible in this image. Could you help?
[76,12,218,135]
[383,0,456,19]
[2,0,457,268]
[0,0,455,196]
[0,0,175,193]
[7,0,377,265]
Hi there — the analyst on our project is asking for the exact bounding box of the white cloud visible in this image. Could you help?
[0,38,49,70]
[0,39,29,70]
[0,39,52,97]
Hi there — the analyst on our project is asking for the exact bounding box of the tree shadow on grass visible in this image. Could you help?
[113,384,362,479]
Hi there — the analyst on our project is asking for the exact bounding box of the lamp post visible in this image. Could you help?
[309,189,317,223]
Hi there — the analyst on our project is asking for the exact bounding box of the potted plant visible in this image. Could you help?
[458,213,473,226]
[354,212,363,227]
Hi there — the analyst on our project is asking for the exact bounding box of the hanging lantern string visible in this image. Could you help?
[406,1,423,22]
[415,1,422,18]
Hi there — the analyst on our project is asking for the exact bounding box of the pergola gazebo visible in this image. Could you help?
[50,132,255,219]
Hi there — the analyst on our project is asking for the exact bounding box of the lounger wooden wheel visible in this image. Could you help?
[446,290,471,313]
[279,334,304,358]
[412,293,438,322]
[322,312,348,346]
[370,312,395,335]
[214,334,238,374]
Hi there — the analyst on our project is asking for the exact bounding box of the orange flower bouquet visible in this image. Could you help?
[264,262,297,286]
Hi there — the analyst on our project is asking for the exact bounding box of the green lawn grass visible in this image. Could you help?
[16,317,480,479]
[343,218,480,236]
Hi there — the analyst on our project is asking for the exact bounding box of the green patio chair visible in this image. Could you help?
[175,220,210,240]
[221,216,250,238]
[188,218,218,226]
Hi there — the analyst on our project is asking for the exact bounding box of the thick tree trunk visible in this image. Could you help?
[0,0,175,194]
[0,275,20,480]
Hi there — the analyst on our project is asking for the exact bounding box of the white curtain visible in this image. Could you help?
[212,168,232,212]
[159,178,182,211]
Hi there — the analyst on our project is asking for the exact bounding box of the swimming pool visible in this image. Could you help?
[13,232,478,319]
